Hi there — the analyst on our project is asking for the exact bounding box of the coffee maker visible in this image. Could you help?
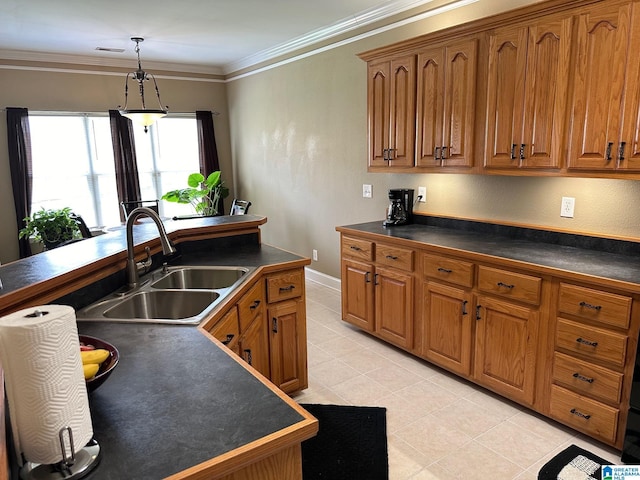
[383,188,414,227]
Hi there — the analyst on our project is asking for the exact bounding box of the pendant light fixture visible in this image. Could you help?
[119,37,168,132]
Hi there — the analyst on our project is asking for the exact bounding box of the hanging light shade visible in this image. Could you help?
[119,37,168,132]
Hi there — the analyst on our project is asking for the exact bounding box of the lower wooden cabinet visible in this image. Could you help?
[474,294,539,405]
[205,267,309,395]
[239,310,271,379]
[341,258,375,332]
[269,298,308,393]
[375,266,413,349]
[422,281,473,376]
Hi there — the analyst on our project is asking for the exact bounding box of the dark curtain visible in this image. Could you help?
[196,110,223,214]
[7,107,33,258]
[109,110,141,222]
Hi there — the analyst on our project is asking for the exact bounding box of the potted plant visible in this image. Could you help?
[162,171,229,216]
[19,207,81,250]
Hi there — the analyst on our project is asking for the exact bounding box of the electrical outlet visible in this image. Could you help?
[363,184,372,198]
[417,186,426,202]
[560,197,575,218]
[312,249,318,261]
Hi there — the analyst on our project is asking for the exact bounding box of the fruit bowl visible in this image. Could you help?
[79,334,119,393]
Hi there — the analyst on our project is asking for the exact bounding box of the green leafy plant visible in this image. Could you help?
[19,207,81,250]
[161,171,229,216]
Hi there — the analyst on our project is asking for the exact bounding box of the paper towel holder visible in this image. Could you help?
[19,427,101,480]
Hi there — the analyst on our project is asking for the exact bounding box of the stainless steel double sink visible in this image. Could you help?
[77,265,254,324]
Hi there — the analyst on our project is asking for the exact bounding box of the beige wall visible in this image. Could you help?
[227,0,640,279]
[0,68,231,263]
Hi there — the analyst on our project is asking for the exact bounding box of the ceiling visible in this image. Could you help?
[0,0,436,75]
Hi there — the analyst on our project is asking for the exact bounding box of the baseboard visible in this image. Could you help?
[304,267,341,292]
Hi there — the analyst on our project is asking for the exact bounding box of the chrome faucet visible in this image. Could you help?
[125,207,176,288]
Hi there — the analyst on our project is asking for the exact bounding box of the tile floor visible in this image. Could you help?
[292,279,624,479]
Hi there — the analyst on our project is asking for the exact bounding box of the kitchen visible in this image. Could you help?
[3,0,640,478]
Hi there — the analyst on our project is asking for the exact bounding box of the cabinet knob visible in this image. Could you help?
[244,349,253,365]
[222,334,235,345]
[434,146,441,161]
[249,300,261,310]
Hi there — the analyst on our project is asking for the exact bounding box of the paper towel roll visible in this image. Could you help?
[0,305,93,465]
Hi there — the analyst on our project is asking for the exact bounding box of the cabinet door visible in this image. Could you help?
[239,315,270,379]
[568,2,631,170]
[442,39,477,168]
[416,47,445,167]
[374,266,413,349]
[368,60,391,167]
[367,55,416,168]
[521,16,571,168]
[341,258,375,331]
[474,295,539,405]
[269,299,308,394]
[422,281,473,376]
[619,2,640,170]
[485,26,529,168]
[388,55,417,167]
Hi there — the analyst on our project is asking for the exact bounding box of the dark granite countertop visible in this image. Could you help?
[338,220,640,288]
[77,323,304,480]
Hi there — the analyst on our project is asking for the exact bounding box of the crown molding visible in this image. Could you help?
[0,49,224,76]
[222,0,438,74]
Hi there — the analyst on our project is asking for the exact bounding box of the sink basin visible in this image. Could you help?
[103,290,220,320]
[151,266,249,290]
[76,264,256,324]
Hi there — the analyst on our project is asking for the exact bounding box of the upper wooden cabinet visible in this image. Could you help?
[367,55,416,168]
[568,1,640,171]
[485,16,571,169]
[416,39,477,168]
[360,0,640,179]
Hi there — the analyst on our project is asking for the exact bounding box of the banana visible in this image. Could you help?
[83,363,100,379]
[81,349,110,365]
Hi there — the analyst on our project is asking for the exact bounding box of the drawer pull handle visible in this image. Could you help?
[572,372,595,384]
[437,267,453,274]
[434,146,441,161]
[222,334,235,345]
[576,337,598,347]
[570,408,591,420]
[249,300,261,310]
[461,300,468,315]
[476,305,482,321]
[579,301,602,311]
[272,317,278,333]
[365,272,371,283]
[349,245,362,251]
[279,285,295,292]
[386,255,398,260]
[497,282,514,289]
[244,349,253,365]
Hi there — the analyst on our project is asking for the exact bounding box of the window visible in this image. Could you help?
[29,113,200,228]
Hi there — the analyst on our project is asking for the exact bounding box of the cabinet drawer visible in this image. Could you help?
[549,385,618,443]
[552,352,623,404]
[237,281,265,332]
[342,236,373,261]
[376,243,413,271]
[423,253,474,288]
[558,283,632,329]
[266,269,303,303]
[209,307,240,350]
[555,318,627,368]
[477,266,541,305]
